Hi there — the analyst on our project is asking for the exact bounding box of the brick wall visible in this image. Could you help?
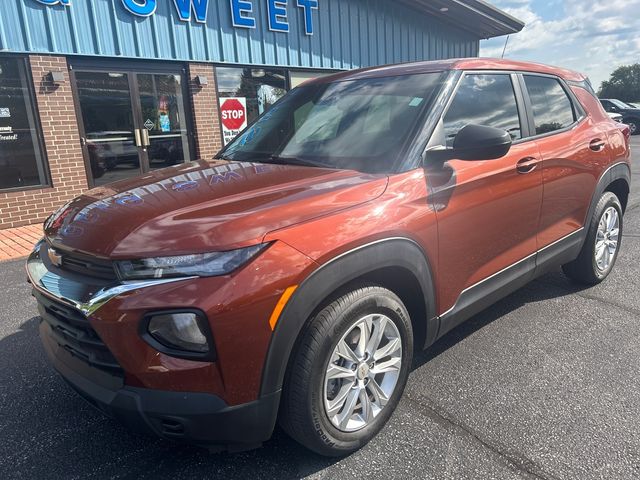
[0,55,87,229]
[0,58,225,231]
[188,63,223,160]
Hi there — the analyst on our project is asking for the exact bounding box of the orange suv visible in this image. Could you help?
[27,59,631,456]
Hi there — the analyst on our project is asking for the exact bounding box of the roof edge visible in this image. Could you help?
[399,0,525,39]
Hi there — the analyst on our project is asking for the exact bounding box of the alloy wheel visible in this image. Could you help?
[595,206,620,272]
[323,313,402,432]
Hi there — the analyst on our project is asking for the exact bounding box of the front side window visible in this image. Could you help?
[600,100,615,112]
[219,73,446,174]
[443,74,522,147]
[0,57,48,190]
[608,99,633,109]
[523,75,576,135]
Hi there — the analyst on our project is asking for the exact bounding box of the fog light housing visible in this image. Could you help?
[143,310,215,361]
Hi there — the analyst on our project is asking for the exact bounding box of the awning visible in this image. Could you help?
[399,0,525,39]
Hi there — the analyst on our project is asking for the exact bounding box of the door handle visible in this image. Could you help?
[589,139,606,152]
[516,157,539,174]
[141,128,150,147]
[134,129,142,147]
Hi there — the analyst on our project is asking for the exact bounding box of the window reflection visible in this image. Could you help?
[523,76,575,135]
[221,73,445,174]
[0,57,48,190]
[76,71,140,187]
[138,74,190,170]
[444,74,522,147]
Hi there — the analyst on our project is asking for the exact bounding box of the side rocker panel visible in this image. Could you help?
[259,238,437,398]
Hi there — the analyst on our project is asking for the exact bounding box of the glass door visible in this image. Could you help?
[75,71,141,187]
[73,65,192,188]
[137,73,190,171]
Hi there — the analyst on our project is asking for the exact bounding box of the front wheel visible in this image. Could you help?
[563,191,622,285]
[279,285,413,456]
[628,119,638,135]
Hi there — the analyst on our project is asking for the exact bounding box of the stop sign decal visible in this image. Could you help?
[220,97,247,144]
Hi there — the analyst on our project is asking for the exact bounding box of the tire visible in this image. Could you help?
[279,284,413,456]
[562,191,623,285]
[627,119,638,135]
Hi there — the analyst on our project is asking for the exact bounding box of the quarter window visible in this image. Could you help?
[523,75,576,135]
[0,57,49,191]
[443,74,522,147]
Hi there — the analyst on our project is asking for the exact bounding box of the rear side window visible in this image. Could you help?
[443,74,522,147]
[523,75,576,135]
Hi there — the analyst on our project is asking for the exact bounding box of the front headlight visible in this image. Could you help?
[114,243,269,280]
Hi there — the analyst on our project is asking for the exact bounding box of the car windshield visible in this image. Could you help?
[217,72,447,174]
[610,99,633,109]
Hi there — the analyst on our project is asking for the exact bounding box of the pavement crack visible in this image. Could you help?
[575,292,640,318]
[404,392,562,480]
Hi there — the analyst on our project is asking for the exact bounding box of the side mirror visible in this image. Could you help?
[451,124,512,160]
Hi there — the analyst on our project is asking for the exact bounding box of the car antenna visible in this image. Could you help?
[501,35,510,59]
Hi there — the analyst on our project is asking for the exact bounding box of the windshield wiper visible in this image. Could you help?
[265,155,328,168]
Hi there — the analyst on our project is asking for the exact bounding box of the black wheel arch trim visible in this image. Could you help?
[259,237,437,398]
[584,162,630,236]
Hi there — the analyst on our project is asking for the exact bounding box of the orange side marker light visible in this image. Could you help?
[269,285,298,330]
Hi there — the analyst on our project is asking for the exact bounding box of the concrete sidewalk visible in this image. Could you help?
[0,224,42,262]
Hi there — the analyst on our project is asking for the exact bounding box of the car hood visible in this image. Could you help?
[44,160,388,259]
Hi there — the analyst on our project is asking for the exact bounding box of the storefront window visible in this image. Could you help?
[0,57,48,191]
[216,67,287,144]
[289,70,332,89]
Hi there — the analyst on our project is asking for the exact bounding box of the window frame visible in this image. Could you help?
[517,72,586,141]
[0,55,50,193]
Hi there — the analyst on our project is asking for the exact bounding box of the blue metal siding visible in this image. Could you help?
[1,0,479,68]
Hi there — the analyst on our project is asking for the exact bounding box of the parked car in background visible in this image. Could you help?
[599,99,640,135]
[27,59,631,456]
[607,112,624,123]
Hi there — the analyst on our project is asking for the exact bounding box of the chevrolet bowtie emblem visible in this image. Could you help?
[47,247,63,268]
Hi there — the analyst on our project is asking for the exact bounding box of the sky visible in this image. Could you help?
[480,0,640,91]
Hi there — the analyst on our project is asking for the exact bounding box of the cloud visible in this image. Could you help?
[481,0,640,90]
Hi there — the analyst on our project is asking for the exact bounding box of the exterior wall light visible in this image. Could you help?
[49,71,66,84]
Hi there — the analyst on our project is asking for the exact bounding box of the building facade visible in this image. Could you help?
[0,0,522,229]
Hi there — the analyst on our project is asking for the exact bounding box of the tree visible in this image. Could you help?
[598,64,640,101]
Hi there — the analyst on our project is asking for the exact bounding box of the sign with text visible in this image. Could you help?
[35,1,319,34]
[220,97,247,145]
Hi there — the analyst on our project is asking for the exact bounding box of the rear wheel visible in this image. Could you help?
[628,119,638,135]
[279,285,413,456]
[563,192,622,285]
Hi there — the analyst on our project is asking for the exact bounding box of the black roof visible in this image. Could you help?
[399,0,525,39]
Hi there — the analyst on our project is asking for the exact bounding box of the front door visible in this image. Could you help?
[426,72,543,315]
[72,64,192,187]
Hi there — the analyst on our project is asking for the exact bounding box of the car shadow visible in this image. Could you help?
[412,269,590,369]
[0,269,589,479]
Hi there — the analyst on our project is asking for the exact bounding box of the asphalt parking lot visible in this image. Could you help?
[1,137,639,480]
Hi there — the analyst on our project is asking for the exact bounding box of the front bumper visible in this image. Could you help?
[39,314,280,448]
[27,240,287,447]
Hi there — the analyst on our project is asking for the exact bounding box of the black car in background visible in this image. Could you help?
[600,99,640,135]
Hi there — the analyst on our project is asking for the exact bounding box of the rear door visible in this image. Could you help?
[425,72,543,316]
[519,74,609,249]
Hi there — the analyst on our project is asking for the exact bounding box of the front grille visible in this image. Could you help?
[35,290,123,376]
[58,249,118,281]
